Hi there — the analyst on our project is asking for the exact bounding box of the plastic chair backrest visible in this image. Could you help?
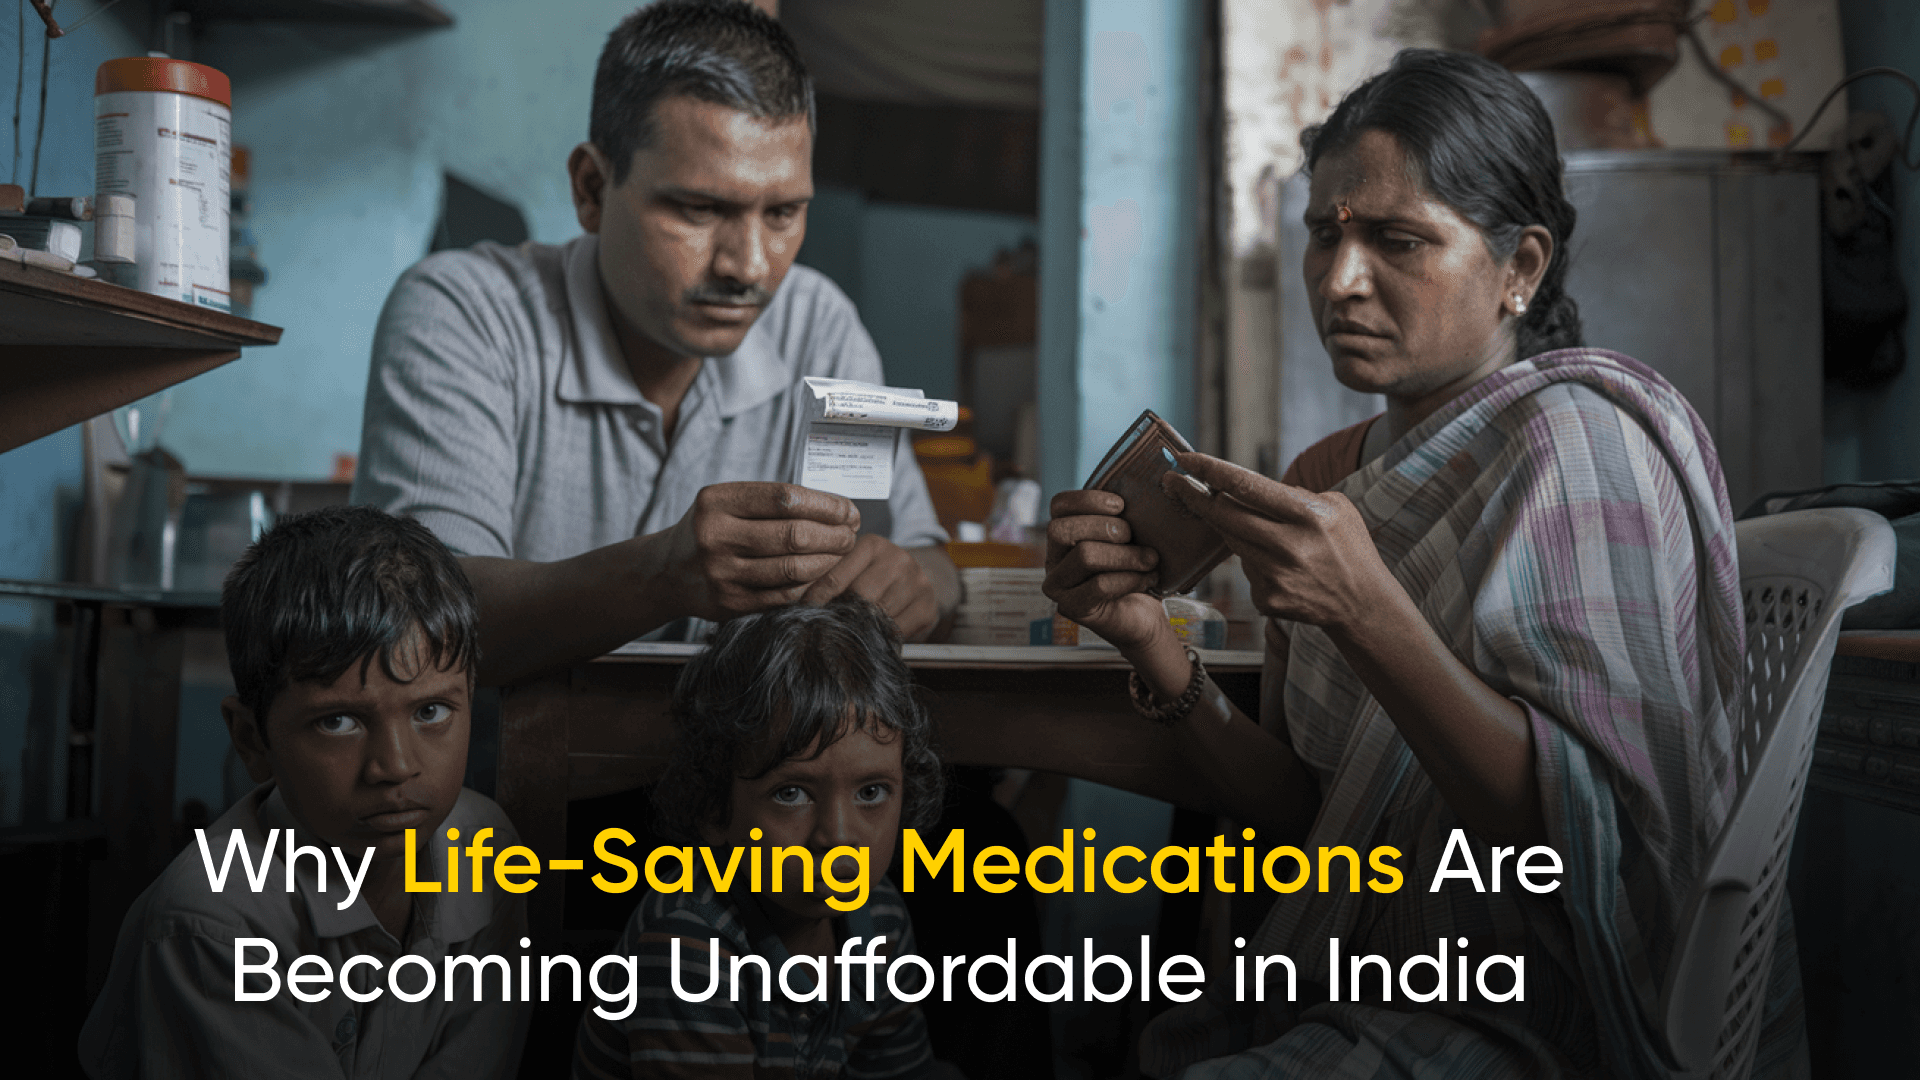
[1661,508,1895,1078]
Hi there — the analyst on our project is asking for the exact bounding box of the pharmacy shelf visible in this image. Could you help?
[0,258,281,454]
[173,0,454,27]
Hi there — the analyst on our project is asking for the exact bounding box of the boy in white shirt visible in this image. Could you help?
[81,506,529,1078]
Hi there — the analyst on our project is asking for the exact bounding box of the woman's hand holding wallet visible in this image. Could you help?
[1158,451,1545,844]
[1042,489,1176,656]
[1045,485,1323,835]
[1046,447,1401,644]
[1155,451,1398,632]
[1043,489,1215,708]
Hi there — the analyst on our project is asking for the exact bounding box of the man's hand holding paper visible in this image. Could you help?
[653,482,863,622]
[783,377,958,640]
[800,533,942,641]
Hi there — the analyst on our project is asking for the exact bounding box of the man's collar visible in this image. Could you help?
[559,234,649,407]
[559,233,792,419]
[708,308,790,419]
[255,786,496,946]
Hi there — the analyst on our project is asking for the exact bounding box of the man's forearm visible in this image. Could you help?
[465,535,952,683]
[460,534,682,686]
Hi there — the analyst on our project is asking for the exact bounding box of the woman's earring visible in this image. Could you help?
[1513,294,1528,315]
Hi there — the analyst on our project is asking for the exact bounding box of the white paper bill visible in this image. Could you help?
[793,377,959,500]
[800,423,896,500]
[802,377,959,431]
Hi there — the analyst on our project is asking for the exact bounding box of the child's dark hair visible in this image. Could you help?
[653,595,944,842]
[222,505,479,729]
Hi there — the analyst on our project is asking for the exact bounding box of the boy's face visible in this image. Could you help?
[224,644,469,864]
[716,720,905,924]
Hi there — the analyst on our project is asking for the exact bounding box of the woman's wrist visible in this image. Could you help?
[1120,623,1192,704]
[1264,617,1291,654]
[1321,557,1413,647]
[1323,567,1427,671]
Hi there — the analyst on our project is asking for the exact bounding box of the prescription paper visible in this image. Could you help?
[800,423,896,500]
[795,378,958,500]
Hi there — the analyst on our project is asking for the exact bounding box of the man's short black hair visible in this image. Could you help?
[222,505,479,727]
[590,0,814,184]
[653,595,944,843]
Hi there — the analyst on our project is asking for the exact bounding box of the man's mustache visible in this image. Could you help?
[685,282,773,307]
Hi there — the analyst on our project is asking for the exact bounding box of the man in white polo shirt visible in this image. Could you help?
[353,0,957,683]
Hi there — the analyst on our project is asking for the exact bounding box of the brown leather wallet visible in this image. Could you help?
[1083,410,1231,597]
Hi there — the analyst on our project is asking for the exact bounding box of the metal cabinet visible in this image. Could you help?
[1276,150,1824,512]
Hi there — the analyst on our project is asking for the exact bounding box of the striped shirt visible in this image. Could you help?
[574,875,934,1080]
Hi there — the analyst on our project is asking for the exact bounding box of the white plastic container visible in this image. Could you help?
[94,57,231,311]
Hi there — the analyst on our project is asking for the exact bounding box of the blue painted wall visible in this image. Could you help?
[0,1,157,826]
[1032,6,1205,1073]
[0,2,154,587]
[1038,0,1086,500]
[1037,0,1202,498]
[158,3,1035,478]
[802,190,1035,403]
[165,3,640,478]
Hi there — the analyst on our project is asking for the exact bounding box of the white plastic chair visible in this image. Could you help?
[1661,508,1896,1078]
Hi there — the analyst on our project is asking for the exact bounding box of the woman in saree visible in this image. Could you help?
[1044,50,1805,1079]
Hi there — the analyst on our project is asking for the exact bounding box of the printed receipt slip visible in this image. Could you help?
[795,377,959,500]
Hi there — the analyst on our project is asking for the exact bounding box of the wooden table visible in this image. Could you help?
[0,258,281,453]
[0,579,220,1000]
[497,643,1265,936]
[0,250,277,1065]
[1809,631,1920,814]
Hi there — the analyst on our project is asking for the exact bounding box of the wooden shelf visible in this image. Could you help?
[0,577,221,610]
[174,0,454,27]
[0,259,281,454]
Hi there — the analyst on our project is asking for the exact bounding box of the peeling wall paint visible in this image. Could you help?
[1216,0,1426,471]
[1221,0,1431,257]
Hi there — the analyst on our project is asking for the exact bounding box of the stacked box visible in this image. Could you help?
[950,568,1052,646]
